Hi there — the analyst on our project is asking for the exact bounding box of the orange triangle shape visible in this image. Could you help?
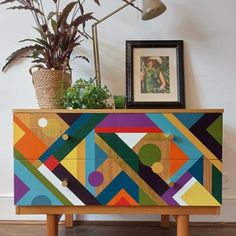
[170,141,189,175]
[107,189,139,206]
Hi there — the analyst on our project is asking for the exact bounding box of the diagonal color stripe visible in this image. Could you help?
[85,130,96,195]
[147,114,202,160]
[169,159,199,183]
[98,133,169,196]
[95,134,166,205]
[38,164,84,205]
[98,133,139,172]
[97,172,138,205]
[161,172,193,206]
[173,177,196,206]
[164,114,222,172]
[14,160,62,206]
[14,149,72,205]
[52,164,101,205]
[39,113,107,162]
[190,113,222,160]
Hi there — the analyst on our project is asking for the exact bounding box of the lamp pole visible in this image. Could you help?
[92,0,137,86]
[92,0,166,86]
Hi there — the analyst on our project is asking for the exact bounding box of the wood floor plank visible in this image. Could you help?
[0,222,235,236]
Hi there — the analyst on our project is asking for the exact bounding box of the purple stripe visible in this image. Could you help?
[53,164,101,205]
[97,114,158,128]
[161,172,193,206]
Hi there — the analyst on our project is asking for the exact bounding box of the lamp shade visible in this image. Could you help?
[142,0,167,20]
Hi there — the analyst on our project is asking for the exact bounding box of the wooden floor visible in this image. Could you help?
[0,221,235,236]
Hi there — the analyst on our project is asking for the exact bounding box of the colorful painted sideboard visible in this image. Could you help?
[13,109,223,236]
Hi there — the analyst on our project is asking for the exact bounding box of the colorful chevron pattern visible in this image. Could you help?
[14,111,223,206]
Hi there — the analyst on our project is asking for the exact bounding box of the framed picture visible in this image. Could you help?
[126,40,185,108]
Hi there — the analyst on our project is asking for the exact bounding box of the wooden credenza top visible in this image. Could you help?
[13,108,224,113]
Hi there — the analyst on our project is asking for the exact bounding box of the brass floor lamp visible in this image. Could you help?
[92,0,167,86]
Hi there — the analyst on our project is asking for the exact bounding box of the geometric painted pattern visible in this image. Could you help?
[13,111,223,206]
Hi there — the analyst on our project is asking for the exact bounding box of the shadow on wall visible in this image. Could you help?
[166,2,209,108]
[184,42,201,108]
[222,125,236,196]
[167,2,207,41]
[223,125,236,164]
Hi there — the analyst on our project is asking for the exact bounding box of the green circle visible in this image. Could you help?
[138,144,161,166]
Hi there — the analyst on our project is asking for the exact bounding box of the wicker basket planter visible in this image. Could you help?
[32,69,71,109]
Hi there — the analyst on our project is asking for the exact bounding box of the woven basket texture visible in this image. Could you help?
[32,70,71,109]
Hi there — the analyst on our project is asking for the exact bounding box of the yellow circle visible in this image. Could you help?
[151,162,163,174]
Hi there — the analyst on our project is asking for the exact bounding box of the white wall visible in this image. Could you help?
[0,0,236,222]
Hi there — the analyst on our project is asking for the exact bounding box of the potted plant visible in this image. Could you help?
[0,0,100,108]
[64,78,112,109]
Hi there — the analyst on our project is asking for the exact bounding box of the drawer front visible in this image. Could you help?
[14,111,222,206]
[14,157,221,206]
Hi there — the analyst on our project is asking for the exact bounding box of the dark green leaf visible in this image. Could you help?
[72,55,89,63]
[58,2,77,26]
[19,38,38,43]
[31,59,46,64]
[16,0,30,6]
[47,11,57,21]
[7,5,43,15]
[0,0,16,5]
[2,45,40,72]
[35,38,52,50]
[92,0,100,6]
[78,56,89,63]
[41,24,48,32]
[51,18,57,33]
[19,38,52,51]
[32,27,45,39]
[71,12,95,27]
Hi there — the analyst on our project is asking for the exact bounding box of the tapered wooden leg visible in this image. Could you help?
[47,214,58,236]
[161,215,170,228]
[65,214,74,227]
[176,215,189,236]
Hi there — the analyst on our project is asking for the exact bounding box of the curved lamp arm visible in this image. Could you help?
[92,0,166,86]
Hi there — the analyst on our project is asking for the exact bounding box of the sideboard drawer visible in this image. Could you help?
[14,110,223,207]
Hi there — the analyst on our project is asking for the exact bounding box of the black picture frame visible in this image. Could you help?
[126,40,185,108]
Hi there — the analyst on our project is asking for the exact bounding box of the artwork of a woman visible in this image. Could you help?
[140,56,169,94]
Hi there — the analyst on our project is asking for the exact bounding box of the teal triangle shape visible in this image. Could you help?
[174,113,204,129]
[95,144,108,169]
[189,156,203,184]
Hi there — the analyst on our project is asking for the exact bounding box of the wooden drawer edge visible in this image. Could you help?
[16,206,220,215]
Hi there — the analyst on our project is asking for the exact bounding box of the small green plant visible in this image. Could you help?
[64,78,112,109]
